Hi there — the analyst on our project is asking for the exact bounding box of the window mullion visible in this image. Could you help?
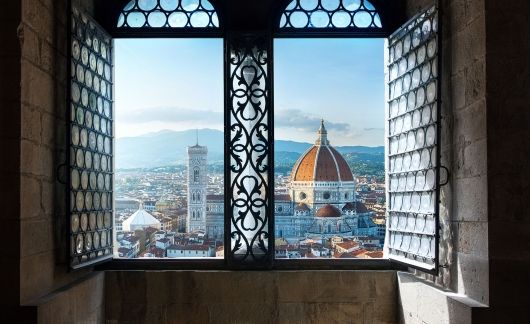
[225,33,274,268]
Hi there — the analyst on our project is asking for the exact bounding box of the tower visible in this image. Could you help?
[187,131,208,232]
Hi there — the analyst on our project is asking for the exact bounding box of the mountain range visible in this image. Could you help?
[116,129,384,169]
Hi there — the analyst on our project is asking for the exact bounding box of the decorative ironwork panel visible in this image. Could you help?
[280,0,382,29]
[117,0,219,28]
[227,35,273,265]
[70,7,114,269]
[386,6,439,271]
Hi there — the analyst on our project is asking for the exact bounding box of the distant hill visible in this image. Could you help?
[116,129,384,169]
[116,129,224,169]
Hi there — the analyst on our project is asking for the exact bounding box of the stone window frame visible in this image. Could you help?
[67,0,443,273]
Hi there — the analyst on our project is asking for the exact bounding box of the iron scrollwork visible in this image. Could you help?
[227,35,273,265]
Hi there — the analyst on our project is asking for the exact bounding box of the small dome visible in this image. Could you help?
[316,204,341,218]
[342,202,356,211]
[295,203,310,211]
[291,120,354,182]
[122,204,161,231]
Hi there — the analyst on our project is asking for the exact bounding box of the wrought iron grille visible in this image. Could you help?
[386,6,440,271]
[279,0,382,29]
[69,7,114,269]
[226,34,273,265]
[117,0,219,28]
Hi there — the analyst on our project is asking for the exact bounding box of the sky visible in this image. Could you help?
[115,38,385,146]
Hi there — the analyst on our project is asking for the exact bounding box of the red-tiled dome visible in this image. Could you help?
[295,203,310,211]
[316,204,341,218]
[291,120,354,182]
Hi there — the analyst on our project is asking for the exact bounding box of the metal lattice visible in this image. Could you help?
[280,0,382,29]
[69,7,114,269]
[386,6,439,271]
[227,35,273,264]
[117,0,219,28]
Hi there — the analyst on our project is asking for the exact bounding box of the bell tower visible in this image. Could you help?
[187,130,208,232]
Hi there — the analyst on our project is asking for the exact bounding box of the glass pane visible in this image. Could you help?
[70,7,114,268]
[386,6,439,270]
[274,39,385,259]
[114,39,224,259]
[281,0,382,29]
[118,0,219,28]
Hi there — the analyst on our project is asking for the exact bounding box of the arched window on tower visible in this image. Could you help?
[194,169,200,182]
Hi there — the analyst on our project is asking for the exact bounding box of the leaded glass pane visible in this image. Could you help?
[386,6,439,271]
[280,0,382,29]
[118,0,219,28]
[70,7,114,269]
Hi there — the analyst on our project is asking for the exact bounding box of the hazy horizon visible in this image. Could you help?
[116,127,384,148]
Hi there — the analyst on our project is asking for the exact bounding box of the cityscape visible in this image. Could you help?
[114,124,386,259]
[113,38,386,259]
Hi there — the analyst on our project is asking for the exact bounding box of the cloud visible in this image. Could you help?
[363,127,385,132]
[275,109,351,133]
[118,106,223,124]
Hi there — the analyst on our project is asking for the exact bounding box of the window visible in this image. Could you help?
[273,38,385,259]
[117,0,219,29]
[69,1,441,272]
[279,0,382,29]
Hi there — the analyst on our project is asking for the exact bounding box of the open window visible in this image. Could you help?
[68,1,441,272]
[385,6,441,272]
[69,7,115,268]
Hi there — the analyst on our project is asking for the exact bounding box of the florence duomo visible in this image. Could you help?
[186,122,385,257]
[2,0,528,323]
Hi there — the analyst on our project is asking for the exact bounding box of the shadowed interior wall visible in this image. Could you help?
[399,0,530,323]
[481,0,530,321]
[105,271,398,324]
[402,0,489,303]
[2,0,106,322]
[0,0,22,313]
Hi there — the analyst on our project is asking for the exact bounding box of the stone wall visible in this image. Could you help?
[399,0,530,322]
[18,0,100,304]
[0,0,105,322]
[106,271,398,324]
[397,0,490,322]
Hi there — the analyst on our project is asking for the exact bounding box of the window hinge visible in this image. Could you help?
[439,165,450,186]
[56,162,67,185]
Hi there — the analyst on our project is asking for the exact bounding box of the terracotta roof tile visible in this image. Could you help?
[315,147,339,181]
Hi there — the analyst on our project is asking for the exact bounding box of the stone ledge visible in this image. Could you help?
[398,272,488,324]
[22,272,105,324]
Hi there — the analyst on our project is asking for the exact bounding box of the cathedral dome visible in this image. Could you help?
[316,204,342,218]
[291,120,354,182]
